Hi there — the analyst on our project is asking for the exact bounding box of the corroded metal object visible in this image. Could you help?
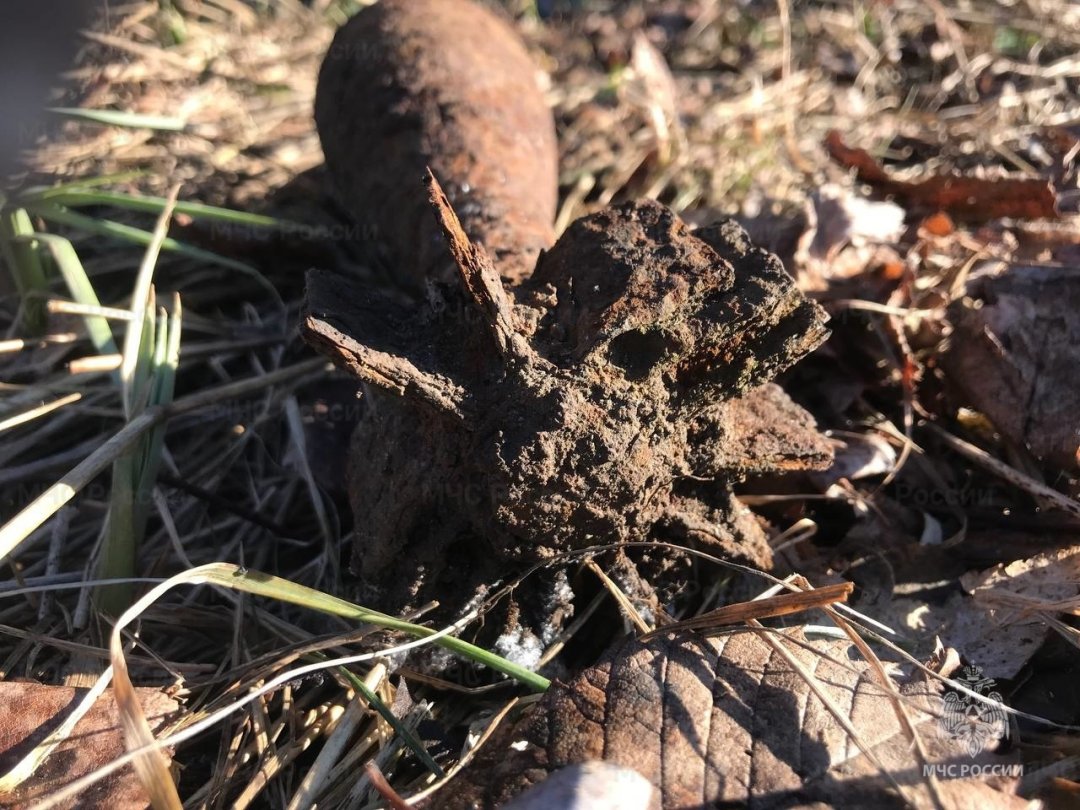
[304,175,831,639]
[306,0,832,645]
[315,0,557,288]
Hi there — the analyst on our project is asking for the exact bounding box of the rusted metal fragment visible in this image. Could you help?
[314,0,558,288]
[308,0,833,646]
[303,177,831,642]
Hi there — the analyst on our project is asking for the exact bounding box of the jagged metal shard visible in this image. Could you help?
[304,174,832,642]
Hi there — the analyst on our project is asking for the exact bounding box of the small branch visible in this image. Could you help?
[638,582,853,641]
[303,314,466,419]
[924,421,1080,520]
[364,761,411,810]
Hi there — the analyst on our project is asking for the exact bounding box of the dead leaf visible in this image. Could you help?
[794,184,906,287]
[811,432,898,488]
[802,183,907,261]
[435,631,1027,809]
[941,546,1080,680]
[945,262,1080,467]
[825,131,1059,222]
[0,681,178,809]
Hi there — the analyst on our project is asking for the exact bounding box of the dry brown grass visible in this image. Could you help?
[2,0,1080,805]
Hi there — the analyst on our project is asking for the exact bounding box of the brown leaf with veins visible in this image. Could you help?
[941,545,1080,680]
[434,631,1029,809]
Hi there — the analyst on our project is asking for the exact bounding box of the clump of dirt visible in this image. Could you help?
[303,0,835,649]
[306,177,832,650]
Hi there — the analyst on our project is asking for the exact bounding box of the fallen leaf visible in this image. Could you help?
[945,262,1080,467]
[435,631,1027,809]
[941,546,1080,679]
[795,184,907,287]
[802,183,907,261]
[825,131,1059,222]
[0,682,178,809]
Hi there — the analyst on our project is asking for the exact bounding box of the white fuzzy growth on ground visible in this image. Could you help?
[494,626,546,671]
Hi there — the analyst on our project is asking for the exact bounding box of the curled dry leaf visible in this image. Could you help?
[0,682,178,809]
[942,545,1080,680]
[944,262,1080,468]
[433,631,1028,810]
[825,131,1059,222]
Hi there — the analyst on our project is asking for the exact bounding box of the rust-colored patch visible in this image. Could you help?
[315,0,558,289]
[826,131,1059,222]
[921,211,956,237]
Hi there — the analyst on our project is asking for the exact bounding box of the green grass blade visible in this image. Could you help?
[26,202,283,306]
[204,565,551,692]
[0,207,49,334]
[132,310,168,535]
[97,300,180,617]
[48,107,187,131]
[135,298,181,528]
[161,297,182,401]
[22,188,290,229]
[132,291,156,412]
[27,202,243,271]
[97,298,153,616]
[340,668,445,778]
[15,172,148,199]
[121,187,177,418]
[98,192,182,615]
[18,232,118,358]
[97,458,137,616]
